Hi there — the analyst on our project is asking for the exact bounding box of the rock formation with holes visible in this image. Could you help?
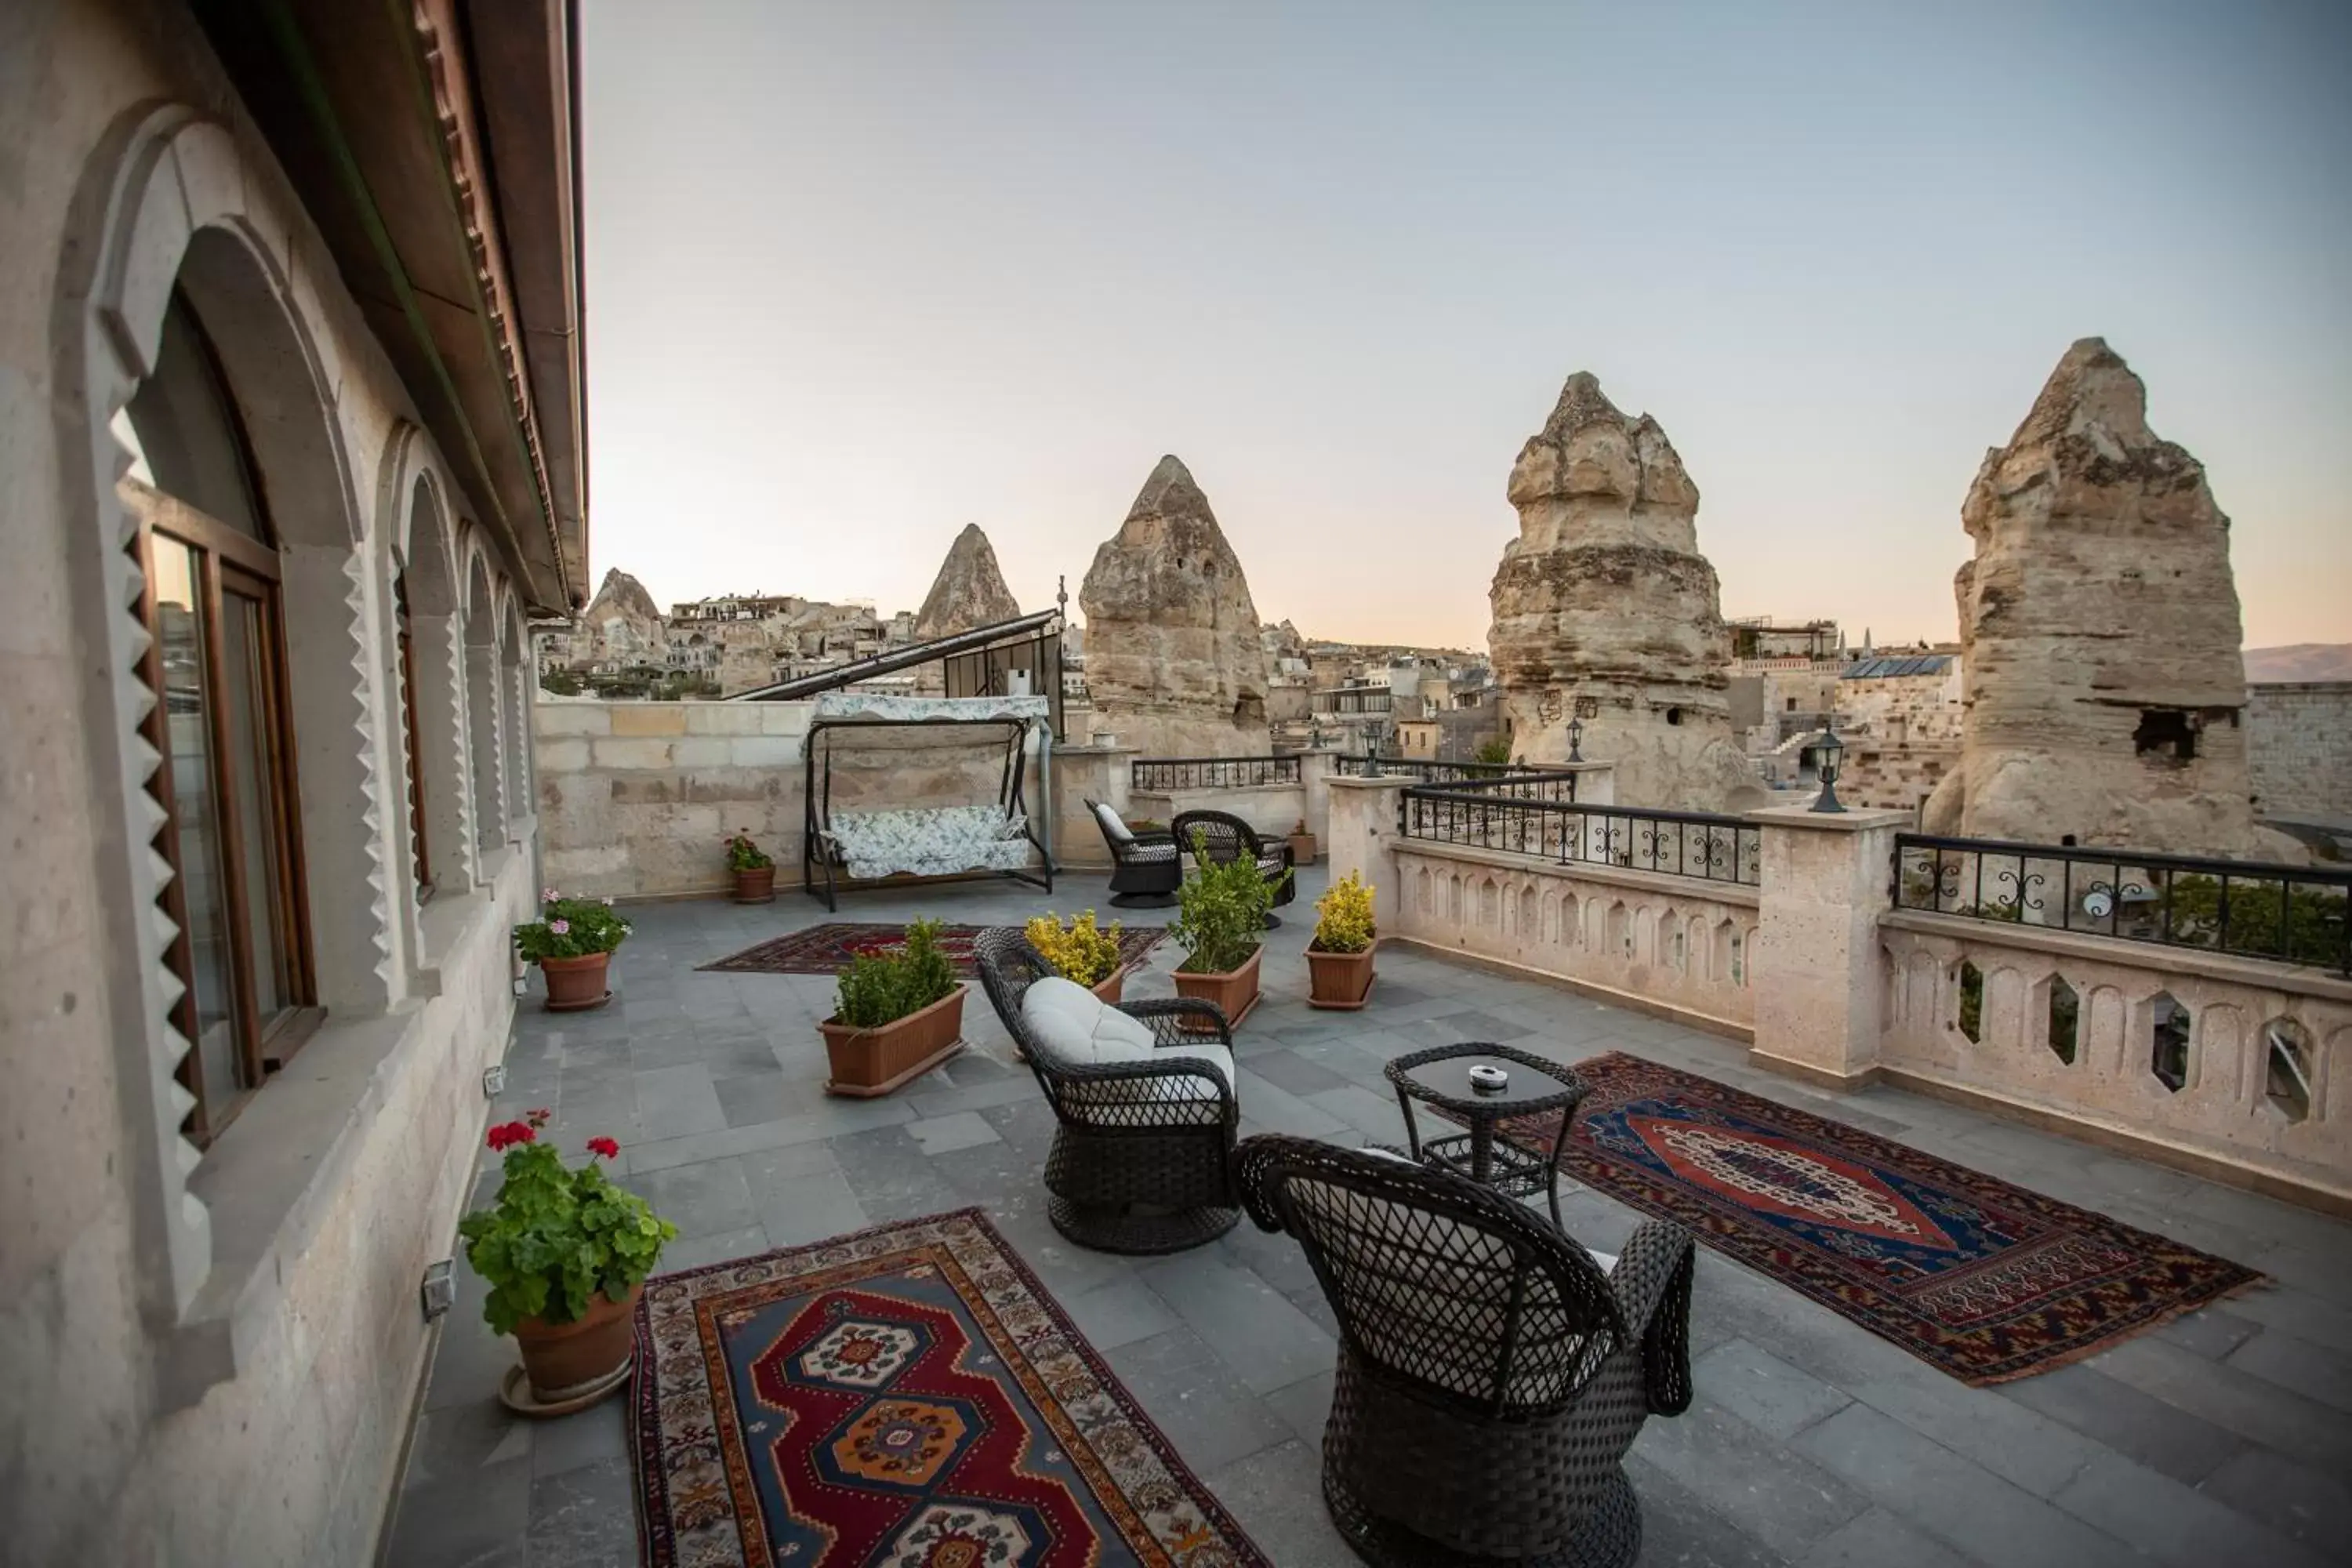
[1487,372,1758,809]
[1921,339,2264,855]
[580,566,666,666]
[1079,455,1271,757]
[911,523,1023,694]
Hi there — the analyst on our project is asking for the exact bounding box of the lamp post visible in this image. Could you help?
[1566,717,1584,763]
[1811,723,1847,814]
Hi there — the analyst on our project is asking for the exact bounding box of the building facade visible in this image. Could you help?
[1,2,587,1562]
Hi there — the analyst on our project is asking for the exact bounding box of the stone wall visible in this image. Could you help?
[1,9,545,1559]
[535,700,1070,899]
[1882,913,2352,1207]
[2247,682,2352,826]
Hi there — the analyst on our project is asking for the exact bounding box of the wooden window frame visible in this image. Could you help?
[123,296,320,1146]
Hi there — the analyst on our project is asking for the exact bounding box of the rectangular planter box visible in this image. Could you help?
[1173,946,1262,1032]
[820,985,967,1098]
[1306,942,1376,1010]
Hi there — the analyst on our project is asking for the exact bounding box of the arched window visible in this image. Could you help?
[394,569,431,900]
[118,290,316,1141]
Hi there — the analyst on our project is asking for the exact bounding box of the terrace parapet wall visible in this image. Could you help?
[1329,778,2352,1211]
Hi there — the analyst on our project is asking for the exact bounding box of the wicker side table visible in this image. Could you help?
[1385,1042,1588,1228]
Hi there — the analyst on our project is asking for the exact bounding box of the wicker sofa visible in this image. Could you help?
[1233,1133,1696,1567]
[974,930,1242,1254]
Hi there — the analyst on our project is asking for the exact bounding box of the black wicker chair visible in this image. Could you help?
[1084,797,1182,908]
[1233,1134,1696,1568]
[1169,808,1296,927]
[974,930,1243,1254]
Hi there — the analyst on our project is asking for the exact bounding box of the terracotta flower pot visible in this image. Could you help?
[1287,832,1317,866]
[1172,946,1262,1032]
[513,1279,641,1403]
[820,985,967,1098]
[539,951,611,1012]
[1090,966,1128,1005]
[1306,942,1376,1010]
[731,864,775,903]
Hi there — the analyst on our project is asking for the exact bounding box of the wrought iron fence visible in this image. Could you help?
[1131,755,1303,791]
[1893,833,2352,975]
[1399,786,1759,884]
[1369,760,1576,793]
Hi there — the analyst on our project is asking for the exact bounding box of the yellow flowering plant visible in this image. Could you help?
[1312,873,1376,954]
[1025,910,1127,986]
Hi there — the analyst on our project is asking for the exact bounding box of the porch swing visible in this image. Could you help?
[801,692,1056,911]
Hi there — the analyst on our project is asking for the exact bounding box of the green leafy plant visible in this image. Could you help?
[514,891,632,961]
[1312,872,1377,954]
[724,828,773,873]
[540,669,583,695]
[457,1111,675,1335]
[1174,832,1281,974]
[1475,738,1513,767]
[834,918,960,1028]
[1026,910,1127,986]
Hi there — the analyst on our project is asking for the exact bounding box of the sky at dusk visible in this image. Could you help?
[579,0,2351,651]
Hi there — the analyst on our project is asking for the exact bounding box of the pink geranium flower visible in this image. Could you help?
[548,919,571,935]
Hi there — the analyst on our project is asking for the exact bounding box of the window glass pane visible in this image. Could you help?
[123,297,267,541]
[153,536,247,1109]
[222,589,291,1019]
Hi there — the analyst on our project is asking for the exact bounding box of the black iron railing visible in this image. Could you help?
[1399,786,1759,884]
[1131,755,1303,791]
[1893,833,2352,975]
[1370,760,1573,790]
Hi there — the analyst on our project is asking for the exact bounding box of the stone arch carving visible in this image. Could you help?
[1902,949,1940,1030]
[2197,1003,2245,1105]
[1479,877,1500,929]
[1518,884,1538,942]
[1559,891,1580,948]
[2085,984,2129,1077]
[1985,965,2026,1053]
[1606,901,1632,960]
[1448,874,1462,924]
[1415,866,1432,916]
[54,104,397,1316]
[463,544,507,852]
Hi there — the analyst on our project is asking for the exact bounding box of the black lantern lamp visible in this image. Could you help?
[1811,724,1847,813]
[1566,717,1584,762]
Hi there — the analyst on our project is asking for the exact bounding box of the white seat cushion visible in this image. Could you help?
[1020,976,1234,1116]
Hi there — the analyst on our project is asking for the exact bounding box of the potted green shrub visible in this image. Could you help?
[459,1109,677,1414]
[516,891,632,1012]
[1171,837,1280,1029]
[1026,910,1131,1003]
[724,827,775,903]
[1307,870,1377,1009]
[820,918,967,1096]
[1287,817,1317,866]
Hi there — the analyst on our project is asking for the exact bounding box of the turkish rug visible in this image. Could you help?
[1489,1051,2262,1385]
[700,922,1168,978]
[631,1208,1269,1567]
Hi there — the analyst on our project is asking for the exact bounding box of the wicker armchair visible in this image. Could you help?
[1233,1134,1696,1568]
[1084,797,1181,908]
[974,930,1243,1254]
[1169,808,1296,927]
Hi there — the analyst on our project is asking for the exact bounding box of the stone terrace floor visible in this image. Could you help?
[385,866,2352,1568]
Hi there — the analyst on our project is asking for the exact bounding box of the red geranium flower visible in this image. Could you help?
[486,1120,536,1151]
[586,1136,620,1161]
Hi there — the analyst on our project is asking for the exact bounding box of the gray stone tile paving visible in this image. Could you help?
[384,868,2352,1568]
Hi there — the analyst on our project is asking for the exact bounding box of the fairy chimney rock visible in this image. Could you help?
[581,566,666,662]
[1078,455,1271,756]
[1487,372,1756,808]
[913,523,1023,641]
[1922,338,2259,853]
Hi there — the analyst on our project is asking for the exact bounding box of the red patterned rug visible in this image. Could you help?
[631,1209,1269,1566]
[1494,1052,2262,1385]
[701,922,1168,977]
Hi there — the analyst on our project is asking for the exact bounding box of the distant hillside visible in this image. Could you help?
[2245,644,2352,683]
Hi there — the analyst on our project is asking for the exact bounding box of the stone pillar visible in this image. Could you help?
[1747,805,1911,1088]
[1327,776,1412,934]
[1048,744,1136,867]
[1298,745,1350,848]
[1559,760,1614,805]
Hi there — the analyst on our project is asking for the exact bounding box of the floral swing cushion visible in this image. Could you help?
[827,805,1031,881]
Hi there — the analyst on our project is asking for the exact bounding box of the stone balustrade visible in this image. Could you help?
[1328,779,2352,1210]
